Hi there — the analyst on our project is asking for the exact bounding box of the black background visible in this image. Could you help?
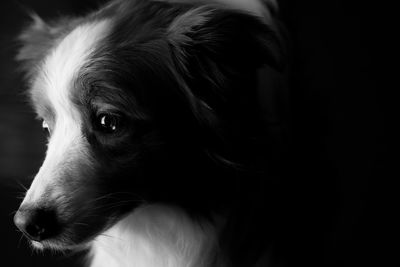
[0,0,395,266]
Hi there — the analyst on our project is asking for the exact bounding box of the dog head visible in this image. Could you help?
[14,0,284,250]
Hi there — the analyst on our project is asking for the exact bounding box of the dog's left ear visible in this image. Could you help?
[16,14,73,79]
[17,14,53,72]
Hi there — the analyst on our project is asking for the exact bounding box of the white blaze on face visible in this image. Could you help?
[23,20,111,206]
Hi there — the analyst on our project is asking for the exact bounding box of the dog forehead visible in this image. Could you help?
[32,20,111,117]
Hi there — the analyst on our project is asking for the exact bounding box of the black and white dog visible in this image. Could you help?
[14,0,286,266]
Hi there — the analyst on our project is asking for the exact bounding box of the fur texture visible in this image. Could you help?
[14,0,286,266]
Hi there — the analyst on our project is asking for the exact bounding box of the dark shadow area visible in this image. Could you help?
[275,1,395,267]
[0,0,394,266]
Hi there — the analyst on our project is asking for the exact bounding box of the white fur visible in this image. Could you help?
[22,20,111,214]
[90,205,219,267]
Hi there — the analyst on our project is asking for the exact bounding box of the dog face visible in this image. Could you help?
[14,0,283,250]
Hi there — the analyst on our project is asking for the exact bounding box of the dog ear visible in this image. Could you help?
[17,14,54,74]
[166,6,285,124]
[165,6,286,165]
[167,6,285,73]
[16,13,75,79]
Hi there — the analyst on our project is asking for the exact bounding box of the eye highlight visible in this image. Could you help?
[42,120,50,134]
[95,113,122,134]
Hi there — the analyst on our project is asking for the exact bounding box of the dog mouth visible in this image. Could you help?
[14,206,116,251]
[15,187,143,251]
[18,202,140,252]
[29,237,88,251]
[21,223,94,251]
[24,220,110,251]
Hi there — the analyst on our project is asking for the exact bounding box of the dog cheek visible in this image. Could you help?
[52,147,100,219]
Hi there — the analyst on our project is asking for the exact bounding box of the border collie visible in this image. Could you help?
[13,0,286,266]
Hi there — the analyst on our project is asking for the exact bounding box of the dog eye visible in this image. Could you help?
[42,120,50,134]
[96,113,121,134]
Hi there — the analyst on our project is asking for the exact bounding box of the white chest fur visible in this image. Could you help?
[90,205,218,267]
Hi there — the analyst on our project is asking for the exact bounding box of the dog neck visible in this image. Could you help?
[89,205,221,267]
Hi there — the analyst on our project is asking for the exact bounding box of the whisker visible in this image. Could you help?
[9,210,17,216]
[17,234,25,249]
[16,180,28,191]
[85,192,147,205]
[73,222,90,227]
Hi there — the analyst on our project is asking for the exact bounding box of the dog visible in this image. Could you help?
[13,0,286,266]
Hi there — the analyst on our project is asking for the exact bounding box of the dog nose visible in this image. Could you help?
[14,207,59,241]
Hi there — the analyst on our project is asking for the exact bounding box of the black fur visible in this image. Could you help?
[17,0,287,265]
